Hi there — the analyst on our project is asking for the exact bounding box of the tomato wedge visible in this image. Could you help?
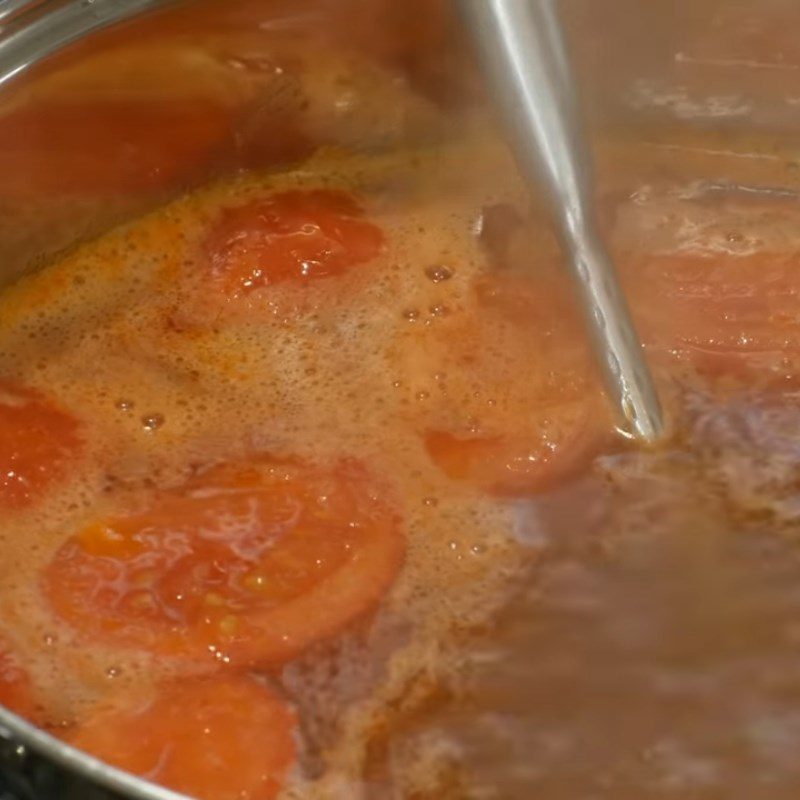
[67,676,296,800]
[0,382,81,508]
[44,457,404,665]
[414,272,613,495]
[622,251,800,383]
[0,641,36,719]
[204,189,385,295]
[426,398,605,496]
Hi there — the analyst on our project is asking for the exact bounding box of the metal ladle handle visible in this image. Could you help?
[459,0,664,443]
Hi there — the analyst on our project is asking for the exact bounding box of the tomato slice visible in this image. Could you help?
[426,398,605,496]
[44,457,404,665]
[416,272,613,495]
[67,676,296,800]
[204,189,385,295]
[0,101,230,196]
[0,641,36,719]
[0,382,82,508]
[622,251,800,382]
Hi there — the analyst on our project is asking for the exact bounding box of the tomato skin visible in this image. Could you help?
[0,382,81,509]
[204,189,385,295]
[44,457,404,666]
[67,677,296,800]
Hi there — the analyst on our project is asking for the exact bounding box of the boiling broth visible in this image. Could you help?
[3,1,800,798]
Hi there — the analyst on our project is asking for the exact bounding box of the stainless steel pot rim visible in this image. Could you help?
[0,705,190,800]
[0,0,172,86]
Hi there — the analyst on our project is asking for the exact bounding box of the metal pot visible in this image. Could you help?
[1,1,797,797]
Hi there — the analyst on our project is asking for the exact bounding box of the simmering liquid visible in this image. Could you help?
[3,1,800,798]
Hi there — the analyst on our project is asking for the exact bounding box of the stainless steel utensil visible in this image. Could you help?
[459,0,665,443]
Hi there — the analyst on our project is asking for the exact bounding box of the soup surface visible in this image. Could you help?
[4,2,800,799]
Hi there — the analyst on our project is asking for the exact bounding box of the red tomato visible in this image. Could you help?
[622,251,800,382]
[0,101,230,195]
[67,677,296,800]
[0,642,36,719]
[0,382,81,508]
[419,272,613,495]
[426,398,606,496]
[204,190,385,295]
[44,457,404,665]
